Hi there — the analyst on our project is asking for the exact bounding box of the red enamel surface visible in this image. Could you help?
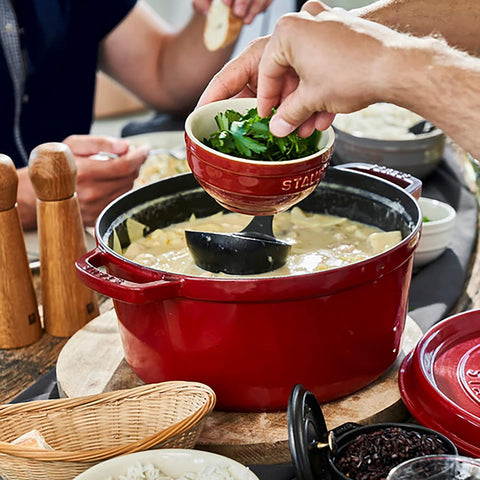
[184,127,334,215]
[77,234,417,412]
[399,310,480,456]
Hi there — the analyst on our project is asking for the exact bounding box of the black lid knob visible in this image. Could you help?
[287,384,332,480]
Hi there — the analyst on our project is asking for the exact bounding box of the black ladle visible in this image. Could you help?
[185,215,291,275]
[408,119,436,135]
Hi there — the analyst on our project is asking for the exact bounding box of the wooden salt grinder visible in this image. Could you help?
[0,154,43,348]
[29,142,99,337]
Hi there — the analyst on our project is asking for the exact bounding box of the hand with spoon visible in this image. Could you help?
[17,135,148,230]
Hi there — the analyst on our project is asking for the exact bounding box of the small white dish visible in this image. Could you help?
[73,449,259,480]
[414,197,456,268]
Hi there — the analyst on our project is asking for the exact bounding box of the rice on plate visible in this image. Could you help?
[126,131,190,188]
[73,449,259,480]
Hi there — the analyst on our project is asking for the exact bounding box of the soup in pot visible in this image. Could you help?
[123,208,402,278]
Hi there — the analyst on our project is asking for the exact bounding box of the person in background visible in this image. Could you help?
[0,0,273,230]
[198,0,480,160]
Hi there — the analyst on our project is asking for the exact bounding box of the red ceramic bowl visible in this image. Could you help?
[184,98,335,216]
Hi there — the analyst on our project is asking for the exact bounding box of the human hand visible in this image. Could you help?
[63,135,148,226]
[257,7,401,137]
[194,0,274,24]
[300,0,329,16]
[224,0,274,24]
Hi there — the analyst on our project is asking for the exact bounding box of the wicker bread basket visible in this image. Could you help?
[0,381,216,480]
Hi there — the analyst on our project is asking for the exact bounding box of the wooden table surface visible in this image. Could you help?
[1,144,479,405]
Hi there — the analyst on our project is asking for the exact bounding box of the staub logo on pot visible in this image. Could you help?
[282,168,323,192]
[465,367,480,401]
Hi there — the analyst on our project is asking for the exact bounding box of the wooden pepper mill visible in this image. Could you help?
[0,154,43,348]
[28,142,99,337]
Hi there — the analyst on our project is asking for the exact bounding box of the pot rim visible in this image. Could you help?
[94,168,421,286]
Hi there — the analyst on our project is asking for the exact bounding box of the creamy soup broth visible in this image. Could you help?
[123,207,402,278]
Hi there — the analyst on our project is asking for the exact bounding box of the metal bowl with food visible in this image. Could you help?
[76,164,422,412]
[333,103,446,179]
[184,97,335,216]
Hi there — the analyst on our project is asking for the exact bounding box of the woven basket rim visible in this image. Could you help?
[0,381,216,462]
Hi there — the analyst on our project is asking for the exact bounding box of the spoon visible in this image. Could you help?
[185,215,292,275]
[408,120,436,135]
[89,146,186,161]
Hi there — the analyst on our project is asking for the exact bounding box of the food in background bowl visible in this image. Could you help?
[126,132,189,187]
[123,207,402,278]
[184,97,335,216]
[333,103,445,179]
[334,103,426,140]
[73,449,259,480]
[334,426,452,480]
[134,152,189,187]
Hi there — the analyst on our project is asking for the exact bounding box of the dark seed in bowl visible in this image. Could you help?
[334,426,450,480]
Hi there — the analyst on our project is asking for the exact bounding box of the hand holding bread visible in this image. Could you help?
[204,0,243,51]
[202,0,274,50]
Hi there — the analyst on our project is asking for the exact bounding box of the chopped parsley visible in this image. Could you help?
[203,107,321,161]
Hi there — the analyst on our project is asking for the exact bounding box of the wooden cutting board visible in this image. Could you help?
[57,309,422,465]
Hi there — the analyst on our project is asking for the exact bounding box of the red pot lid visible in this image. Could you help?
[399,309,480,457]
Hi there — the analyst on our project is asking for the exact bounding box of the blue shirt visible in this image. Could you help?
[0,0,136,167]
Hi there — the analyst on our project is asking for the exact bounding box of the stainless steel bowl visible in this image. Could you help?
[332,125,446,180]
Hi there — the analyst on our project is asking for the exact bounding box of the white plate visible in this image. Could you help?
[74,449,259,480]
[125,131,185,151]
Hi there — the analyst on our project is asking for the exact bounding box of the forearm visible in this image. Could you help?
[101,3,236,116]
[154,10,236,114]
[353,0,480,54]
[380,37,480,159]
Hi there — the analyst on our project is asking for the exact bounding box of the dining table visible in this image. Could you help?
[0,140,479,480]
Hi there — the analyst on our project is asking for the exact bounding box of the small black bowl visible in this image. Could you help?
[287,384,458,480]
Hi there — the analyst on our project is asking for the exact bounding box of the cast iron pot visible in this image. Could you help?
[288,384,458,480]
[76,164,422,412]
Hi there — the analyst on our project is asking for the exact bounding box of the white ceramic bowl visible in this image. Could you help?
[414,197,456,268]
[73,449,259,480]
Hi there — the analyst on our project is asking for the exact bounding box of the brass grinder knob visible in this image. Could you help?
[29,143,99,337]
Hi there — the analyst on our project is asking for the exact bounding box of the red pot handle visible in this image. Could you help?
[75,248,183,304]
[336,163,422,199]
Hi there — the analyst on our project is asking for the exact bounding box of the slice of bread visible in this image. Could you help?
[204,0,243,51]
[11,429,53,450]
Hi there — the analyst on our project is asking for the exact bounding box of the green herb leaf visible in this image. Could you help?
[203,107,322,162]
